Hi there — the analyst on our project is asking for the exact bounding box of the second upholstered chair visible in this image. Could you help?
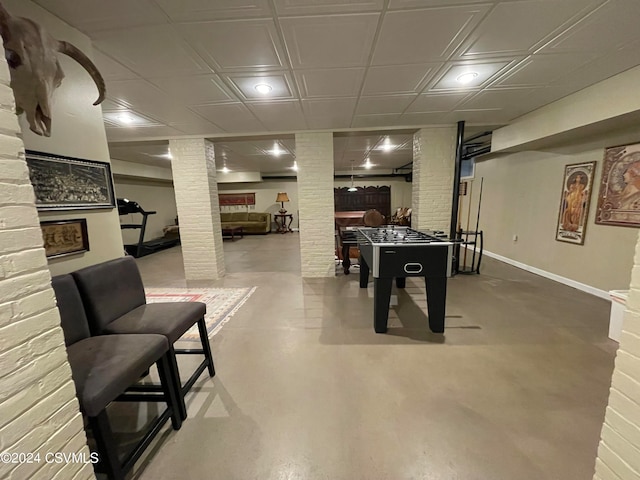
[51,274,182,480]
[71,256,215,420]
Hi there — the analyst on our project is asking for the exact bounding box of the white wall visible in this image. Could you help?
[4,0,124,277]
[0,3,95,478]
[473,143,638,294]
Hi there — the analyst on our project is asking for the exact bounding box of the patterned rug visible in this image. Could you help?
[145,287,256,341]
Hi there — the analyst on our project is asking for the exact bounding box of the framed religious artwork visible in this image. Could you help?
[40,219,90,259]
[26,150,116,211]
[595,142,640,227]
[556,161,596,245]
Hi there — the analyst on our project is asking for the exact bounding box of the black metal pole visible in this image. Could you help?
[451,121,465,275]
[450,121,465,241]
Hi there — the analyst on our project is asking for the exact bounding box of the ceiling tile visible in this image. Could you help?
[406,93,470,113]
[495,53,597,87]
[389,0,490,6]
[352,114,402,128]
[398,112,451,125]
[100,98,128,112]
[281,14,379,68]
[306,116,352,130]
[177,19,286,72]
[191,104,267,132]
[456,87,568,118]
[446,108,509,124]
[93,26,211,78]
[297,68,365,98]
[302,98,357,118]
[150,75,235,105]
[154,0,270,22]
[106,125,186,142]
[362,64,439,95]
[356,95,416,115]
[460,1,596,57]
[248,101,308,131]
[274,0,383,15]
[92,50,139,82]
[431,61,512,90]
[226,73,295,100]
[551,40,640,91]
[33,0,169,32]
[372,5,490,65]
[539,0,640,54]
[107,79,214,125]
[171,120,225,135]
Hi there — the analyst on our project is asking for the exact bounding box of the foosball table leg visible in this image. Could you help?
[373,278,392,333]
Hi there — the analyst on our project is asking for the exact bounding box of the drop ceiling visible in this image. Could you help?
[33,0,640,174]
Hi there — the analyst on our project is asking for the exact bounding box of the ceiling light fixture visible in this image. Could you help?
[116,113,135,124]
[364,157,372,169]
[292,161,298,171]
[348,161,358,192]
[456,72,479,84]
[270,143,282,156]
[255,83,272,94]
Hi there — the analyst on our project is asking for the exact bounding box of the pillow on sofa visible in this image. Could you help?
[220,212,232,222]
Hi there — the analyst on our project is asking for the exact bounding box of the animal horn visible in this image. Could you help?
[0,2,11,42]
[57,40,106,105]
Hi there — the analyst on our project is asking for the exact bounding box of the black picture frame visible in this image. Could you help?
[41,219,90,259]
[26,150,116,211]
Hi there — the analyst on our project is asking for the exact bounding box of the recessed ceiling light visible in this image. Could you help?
[456,72,479,84]
[221,166,230,173]
[269,143,282,156]
[255,84,272,94]
[364,157,373,169]
[292,161,298,171]
[116,113,135,124]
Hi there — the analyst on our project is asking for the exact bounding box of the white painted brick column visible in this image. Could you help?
[412,127,457,232]
[296,132,335,277]
[0,61,95,479]
[593,230,640,479]
[170,139,225,281]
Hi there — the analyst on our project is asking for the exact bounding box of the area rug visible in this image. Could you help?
[145,287,257,341]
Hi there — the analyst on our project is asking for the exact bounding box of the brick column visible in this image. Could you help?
[169,139,225,281]
[296,132,335,277]
[593,230,640,479]
[0,65,96,478]
[412,127,457,232]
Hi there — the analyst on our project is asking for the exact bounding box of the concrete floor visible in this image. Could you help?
[123,233,617,480]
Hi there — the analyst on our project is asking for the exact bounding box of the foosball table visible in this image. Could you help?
[357,226,454,334]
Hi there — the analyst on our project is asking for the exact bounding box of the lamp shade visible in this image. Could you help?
[276,192,290,203]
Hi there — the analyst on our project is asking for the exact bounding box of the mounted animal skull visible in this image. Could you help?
[0,2,105,137]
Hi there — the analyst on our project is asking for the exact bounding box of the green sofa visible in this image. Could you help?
[220,212,271,234]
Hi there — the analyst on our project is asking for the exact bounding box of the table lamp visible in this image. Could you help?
[276,192,290,214]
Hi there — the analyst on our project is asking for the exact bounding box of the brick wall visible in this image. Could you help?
[412,127,456,232]
[0,63,95,479]
[296,132,335,277]
[169,139,225,281]
[594,231,640,479]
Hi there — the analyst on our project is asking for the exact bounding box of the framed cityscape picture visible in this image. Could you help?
[26,150,116,211]
[595,142,640,227]
[556,161,596,245]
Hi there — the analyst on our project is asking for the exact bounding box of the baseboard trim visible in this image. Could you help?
[474,247,610,300]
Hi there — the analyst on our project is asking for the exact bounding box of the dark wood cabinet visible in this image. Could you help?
[334,186,391,221]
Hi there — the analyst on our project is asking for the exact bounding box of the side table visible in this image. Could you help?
[274,214,293,233]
